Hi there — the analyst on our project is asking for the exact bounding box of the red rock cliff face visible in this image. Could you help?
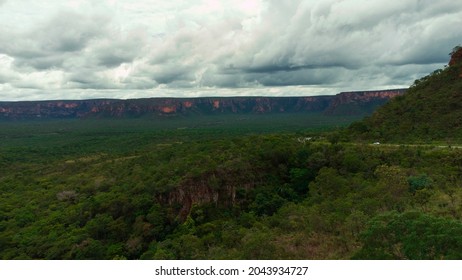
[0,91,406,120]
[449,47,462,67]
[0,99,119,119]
[329,90,404,107]
[448,47,462,78]
[323,89,406,115]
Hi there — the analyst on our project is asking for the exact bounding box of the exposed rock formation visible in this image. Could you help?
[449,46,462,67]
[0,90,405,120]
[324,89,406,115]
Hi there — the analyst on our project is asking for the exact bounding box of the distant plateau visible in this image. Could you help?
[0,89,406,120]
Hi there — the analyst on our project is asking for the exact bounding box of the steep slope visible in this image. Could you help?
[349,46,462,142]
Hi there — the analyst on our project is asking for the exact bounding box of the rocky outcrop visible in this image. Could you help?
[0,99,117,119]
[324,89,406,115]
[157,170,256,220]
[449,46,462,67]
[0,90,405,120]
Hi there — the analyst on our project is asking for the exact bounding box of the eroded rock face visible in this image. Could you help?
[449,47,462,67]
[157,170,255,221]
[0,99,118,119]
[0,90,405,120]
[324,90,406,115]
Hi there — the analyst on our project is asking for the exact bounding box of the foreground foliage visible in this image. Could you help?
[0,116,461,259]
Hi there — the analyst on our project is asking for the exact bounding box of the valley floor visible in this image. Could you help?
[1,117,461,259]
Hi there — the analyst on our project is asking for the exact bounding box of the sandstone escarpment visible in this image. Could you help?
[0,90,405,120]
[324,89,406,115]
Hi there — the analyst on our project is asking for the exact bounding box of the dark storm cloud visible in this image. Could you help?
[253,68,342,87]
[67,71,115,89]
[97,54,133,68]
[228,0,462,80]
[1,11,110,73]
[92,34,146,68]
[241,62,357,74]
[13,54,68,70]
[34,11,109,53]
[153,70,193,85]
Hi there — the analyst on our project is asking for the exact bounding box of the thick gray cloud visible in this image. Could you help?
[1,11,110,69]
[231,0,462,70]
[0,0,461,101]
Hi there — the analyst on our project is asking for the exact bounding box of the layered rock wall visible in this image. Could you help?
[0,90,405,120]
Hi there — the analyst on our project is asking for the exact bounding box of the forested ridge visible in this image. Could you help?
[349,46,462,142]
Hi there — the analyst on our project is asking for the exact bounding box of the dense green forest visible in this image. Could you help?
[1,112,462,260]
[1,48,462,260]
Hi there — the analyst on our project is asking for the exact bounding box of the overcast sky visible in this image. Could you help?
[0,0,461,101]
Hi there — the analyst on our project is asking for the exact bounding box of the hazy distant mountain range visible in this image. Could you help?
[0,89,405,120]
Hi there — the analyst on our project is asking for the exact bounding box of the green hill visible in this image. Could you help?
[350,46,462,142]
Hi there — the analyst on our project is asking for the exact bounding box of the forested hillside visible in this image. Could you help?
[349,46,462,142]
